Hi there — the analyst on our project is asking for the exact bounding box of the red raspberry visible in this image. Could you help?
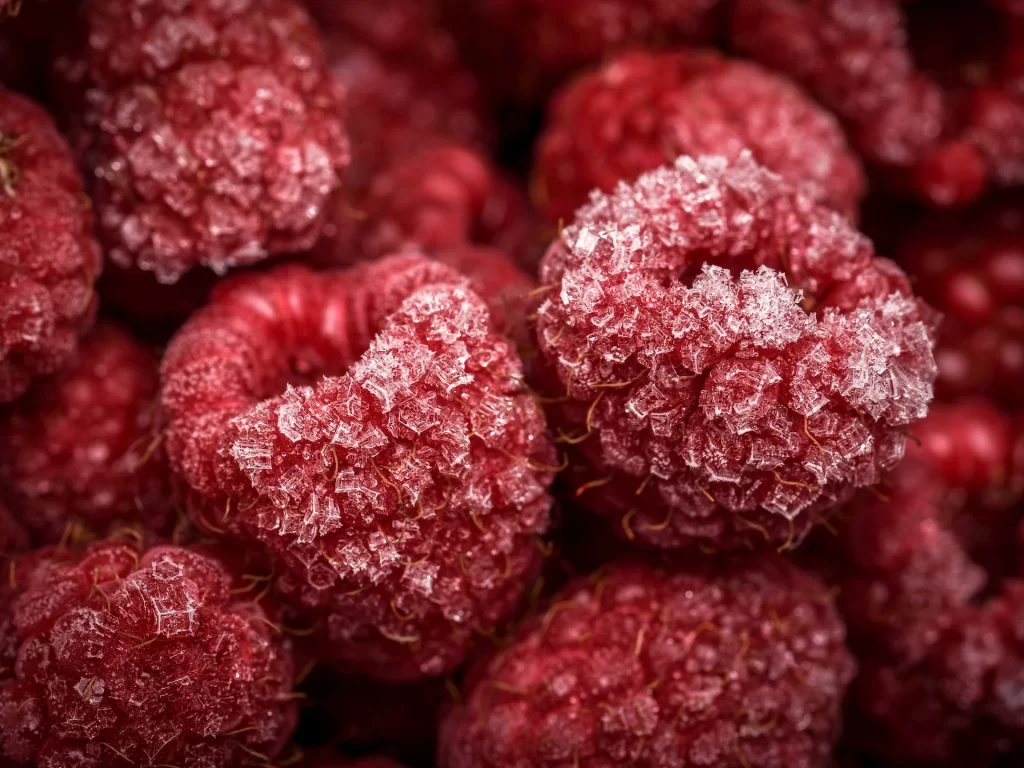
[0,87,101,404]
[309,0,494,194]
[0,322,172,545]
[159,254,556,681]
[536,153,937,551]
[898,197,1024,405]
[533,50,866,225]
[319,143,537,271]
[731,0,1024,207]
[0,540,298,767]
[53,0,349,284]
[440,556,854,768]
[446,0,723,105]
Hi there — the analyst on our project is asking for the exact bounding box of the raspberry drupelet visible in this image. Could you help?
[0,87,101,404]
[535,153,937,551]
[533,50,866,226]
[440,556,854,768]
[309,0,494,195]
[159,254,556,681]
[0,322,172,545]
[53,0,349,284]
[897,196,1024,406]
[0,540,299,767]
[321,143,536,270]
[731,0,1024,207]
[445,0,723,106]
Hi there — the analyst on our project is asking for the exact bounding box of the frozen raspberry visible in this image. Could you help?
[0,87,101,404]
[445,0,723,106]
[0,322,172,545]
[440,556,854,768]
[53,0,349,284]
[535,153,937,551]
[534,50,865,225]
[319,143,536,270]
[731,0,1024,206]
[308,0,493,195]
[898,197,1024,405]
[0,540,298,767]
[160,254,556,681]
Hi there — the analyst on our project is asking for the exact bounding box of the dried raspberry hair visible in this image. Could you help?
[535,153,937,551]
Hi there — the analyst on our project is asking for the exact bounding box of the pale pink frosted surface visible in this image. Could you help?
[536,153,937,549]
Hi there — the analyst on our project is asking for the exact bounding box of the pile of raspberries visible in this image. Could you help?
[1,0,1023,766]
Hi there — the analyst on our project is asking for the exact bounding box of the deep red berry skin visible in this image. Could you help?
[0,322,171,544]
[445,0,722,106]
[319,143,536,271]
[534,50,865,225]
[53,0,349,284]
[441,556,854,768]
[898,198,1024,406]
[731,0,1024,207]
[536,153,937,551]
[0,87,101,404]
[309,0,493,195]
[0,540,298,767]
[160,255,556,681]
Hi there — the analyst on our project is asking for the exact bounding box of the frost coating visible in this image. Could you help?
[533,49,865,225]
[535,153,937,549]
[160,255,556,680]
[0,541,297,767]
[441,557,854,768]
[0,87,101,403]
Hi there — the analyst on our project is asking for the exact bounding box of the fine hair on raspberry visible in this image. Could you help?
[535,152,937,551]
[159,254,556,681]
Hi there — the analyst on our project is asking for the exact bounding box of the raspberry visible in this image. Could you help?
[440,556,854,768]
[898,196,1024,405]
[533,50,866,225]
[731,0,1024,207]
[309,0,493,194]
[54,0,349,284]
[536,153,937,551]
[0,322,172,545]
[0,87,101,404]
[319,143,537,271]
[159,254,556,680]
[0,540,299,767]
[445,0,723,105]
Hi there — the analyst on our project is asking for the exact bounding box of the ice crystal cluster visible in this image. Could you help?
[536,153,937,550]
[160,255,555,680]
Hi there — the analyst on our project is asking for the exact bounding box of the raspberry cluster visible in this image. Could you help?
[0,322,171,545]
[53,0,350,283]
[160,254,556,680]
[536,153,937,551]
[897,196,1024,406]
[441,556,854,768]
[731,0,1024,206]
[0,540,298,767]
[534,49,865,225]
[0,86,101,403]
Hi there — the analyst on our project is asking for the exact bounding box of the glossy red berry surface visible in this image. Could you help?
[0,540,298,767]
[898,197,1024,405]
[536,153,937,551]
[441,556,854,768]
[160,255,556,680]
[0,322,171,544]
[534,49,865,225]
[0,87,101,403]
